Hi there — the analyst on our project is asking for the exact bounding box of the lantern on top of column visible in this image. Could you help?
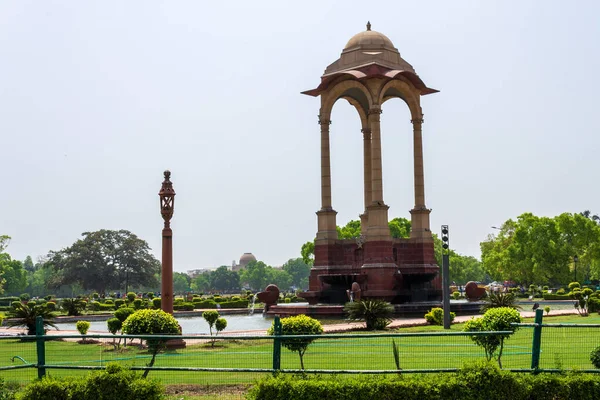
[159,170,175,227]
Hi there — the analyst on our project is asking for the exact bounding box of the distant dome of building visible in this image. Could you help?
[239,253,257,266]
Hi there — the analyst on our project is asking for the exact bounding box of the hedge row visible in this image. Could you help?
[248,362,600,400]
[0,364,163,400]
[0,297,19,307]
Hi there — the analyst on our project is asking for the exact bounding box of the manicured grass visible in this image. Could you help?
[1,312,598,387]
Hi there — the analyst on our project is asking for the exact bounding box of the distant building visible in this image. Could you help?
[186,268,212,278]
[232,253,257,272]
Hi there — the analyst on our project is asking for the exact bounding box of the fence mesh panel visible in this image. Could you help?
[538,325,600,370]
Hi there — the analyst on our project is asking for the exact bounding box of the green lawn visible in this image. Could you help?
[1,313,599,388]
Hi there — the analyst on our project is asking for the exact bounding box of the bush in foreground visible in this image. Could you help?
[122,309,180,378]
[268,315,323,370]
[247,360,600,400]
[17,363,163,400]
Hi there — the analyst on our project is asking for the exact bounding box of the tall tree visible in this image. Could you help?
[23,256,35,273]
[45,229,160,293]
[173,272,191,294]
[239,260,270,291]
[191,272,211,292]
[0,256,27,295]
[282,258,311,288]
[209,266,239,291]
[481,212,600,285]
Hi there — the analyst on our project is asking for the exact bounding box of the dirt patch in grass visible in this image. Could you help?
[166,384,249,397]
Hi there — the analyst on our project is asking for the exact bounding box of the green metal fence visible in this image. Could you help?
[1,311,599,387]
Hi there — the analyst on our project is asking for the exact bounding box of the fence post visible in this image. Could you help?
[35,315,46,378]
[530,308,543,371]
[272,316,282,371]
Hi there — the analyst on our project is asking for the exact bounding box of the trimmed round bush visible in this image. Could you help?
[452,291,461,300]
[268,315,323,369]
[425,307,456,325]
[152,298,161,309]
[114,307,135,323]
[126,292,137,302]
[76,320,91,335]
[133,298,143,310]
[107,317,122,335]
[114,299,126,308]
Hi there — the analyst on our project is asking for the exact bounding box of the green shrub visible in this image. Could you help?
[0,297,19,307]
[114,307,135,323]
[543,293,571,300]
[132,298,144,310]
[424,307,456,325]
[98,303,115,311]
[591,346,600,368]
[542,286,549,291]
[284,298,291,303]
[92,292,99,299]
[193,300,216,309]
[267,315,323,369]
[114,299,125,308]
[150,297,160,309]
[18,364,164,400]
[18,377,78,400]
[88,301,101,311]
[0,314,3,327]
[61,298,86,316]
[126,292,137,302]
[107,317,122,334]
[122,310,180,378]
[544,306,551,315]
[173,302,194,311]
[19,293,30,301]
[557,288,566,295]
[569,282,581,291]
[452,291,460,300]
[104,299,114,304]
[480,292,521,312]
[203,310,219,340]
[0,377,18,400]
[463,307,522,367]
[146,292,154,299]
[344,300,394,330]
[76,320,91,335]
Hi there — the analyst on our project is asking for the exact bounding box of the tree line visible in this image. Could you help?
[481,211,600,286]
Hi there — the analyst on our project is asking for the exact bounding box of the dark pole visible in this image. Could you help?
[159,170,175,314]
[441,225,451,329]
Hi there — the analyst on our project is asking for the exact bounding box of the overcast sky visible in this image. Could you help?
[2,1,599,272]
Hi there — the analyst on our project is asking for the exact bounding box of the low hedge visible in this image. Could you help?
[542,294,572,300]
[0,297,19,307]
[248,361,600,400]
[173,302,194,311]
[193,299,249,309]
[16,363,163,400]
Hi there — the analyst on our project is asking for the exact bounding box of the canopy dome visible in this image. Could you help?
[344,29,395,50]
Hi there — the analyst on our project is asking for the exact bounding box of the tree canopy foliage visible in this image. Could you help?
[481,212,600,285]
[45,229,160,293]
